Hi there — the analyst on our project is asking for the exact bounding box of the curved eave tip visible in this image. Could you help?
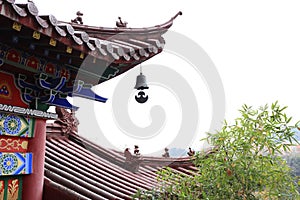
[173,11,183,20]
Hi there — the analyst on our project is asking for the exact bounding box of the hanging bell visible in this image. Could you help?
[134,73,149,90]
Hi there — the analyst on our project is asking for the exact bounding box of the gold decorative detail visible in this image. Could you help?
[32,31,41,40]
[7,179,19,200]
[66,46,72,54]
[49,38,56,46]
[21,141,28,149]
[80,52,84,59]
[12,22,22,31]
[0,138,28,151]
[0,180,4,200]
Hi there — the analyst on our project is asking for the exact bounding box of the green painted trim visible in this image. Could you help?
[17,127,28,137]
[17,116,29,137]
[3,176,8,200]
[22,116,29,127]
[36,102,49,112]
[29,118,35,138]
[18,177,22,200]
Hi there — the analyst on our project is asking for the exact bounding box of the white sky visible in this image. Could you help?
[29,0,300,155]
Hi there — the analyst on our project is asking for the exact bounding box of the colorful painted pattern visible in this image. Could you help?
[0,43,119,81]
[0,180,4,199]
[0,43,71,80]
[0,113,34,138]
[0,176,22,200]
[0,137,28,153]
[7,179,19,200]
[0,71,28,107]
[0,153,32,176]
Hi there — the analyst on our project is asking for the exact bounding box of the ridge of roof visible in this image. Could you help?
[65,11,183,38]
[46,122,194,167]
[0,0,182,59]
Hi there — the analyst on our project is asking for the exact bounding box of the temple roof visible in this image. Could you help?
[0,0,181,109]
[0,0,182,85]
[43,122,196,200]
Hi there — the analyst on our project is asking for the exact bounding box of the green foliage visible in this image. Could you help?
[285,152,300,193]
[135,102,300,199]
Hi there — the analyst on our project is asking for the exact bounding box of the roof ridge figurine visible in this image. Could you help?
[162,147,170,158]
[71,11,83,24]
[134,145,140,156]
[187,147,195,156]
[116,16,127,28]
[124,147,140,173]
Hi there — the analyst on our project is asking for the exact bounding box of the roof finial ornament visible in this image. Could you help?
[123,147,140,173]
[116,17,128,28]
[55,107,80,135]
[134,145,140,156]
[124,148,132,161]
[162,147,170,158]
[187,147,195,156]
[172,11,183,20]
[71,11,83,24]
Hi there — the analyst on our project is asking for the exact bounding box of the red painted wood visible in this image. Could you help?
[44,162,123,200]
[56,139,155,189]
[46,141,148,191]
[0,71,28,107]
[43,177,90,200]
[66,141,157,187]
[43,177,91,200]
[22,119,46,200]
[44,154,135,196]
[44,169,108,200]
[0,136,28,153]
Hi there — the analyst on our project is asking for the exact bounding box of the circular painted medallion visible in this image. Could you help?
[0,154,18,174]
[3,116,21,135]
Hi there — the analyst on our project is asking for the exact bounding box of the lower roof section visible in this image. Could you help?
[43,122,197,200]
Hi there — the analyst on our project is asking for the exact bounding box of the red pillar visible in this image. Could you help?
[22,119,47,200]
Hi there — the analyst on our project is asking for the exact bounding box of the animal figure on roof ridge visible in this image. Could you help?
[116,17,127,28]
[71,11,83,24]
